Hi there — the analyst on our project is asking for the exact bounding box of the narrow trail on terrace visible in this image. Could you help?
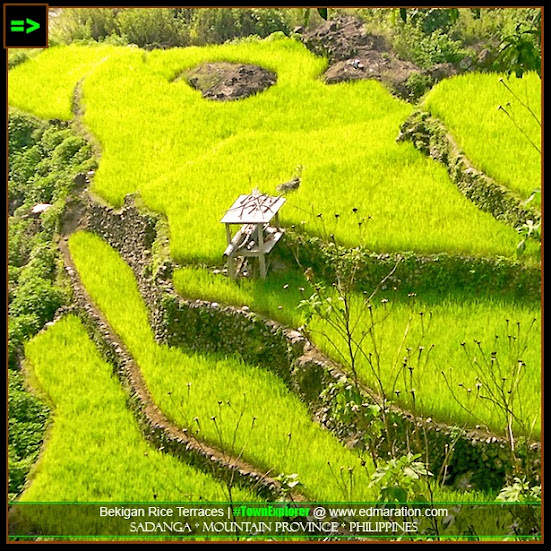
[56,80,312,502]
[57,234,308,503]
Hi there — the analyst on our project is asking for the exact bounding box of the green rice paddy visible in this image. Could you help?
[424,71,541,205]
[8,40,534,262]
[22,315,255,503]
[8,33,541,519]
[67,230,378,502]
[173,265,541,438]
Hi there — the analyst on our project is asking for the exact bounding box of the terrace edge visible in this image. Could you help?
[79,193,541,492]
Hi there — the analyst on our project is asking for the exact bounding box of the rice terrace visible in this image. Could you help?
[7,7,542,542]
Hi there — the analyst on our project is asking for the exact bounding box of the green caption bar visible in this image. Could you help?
[8,502,542,541]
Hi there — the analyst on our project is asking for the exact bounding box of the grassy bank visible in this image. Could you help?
[9,40,532,262]
[173,265,541,438]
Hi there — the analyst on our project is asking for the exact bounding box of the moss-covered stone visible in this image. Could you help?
[397,110,541,229]
[78,193,541,492]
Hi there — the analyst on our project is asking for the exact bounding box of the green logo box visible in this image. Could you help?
[4,4,48,48]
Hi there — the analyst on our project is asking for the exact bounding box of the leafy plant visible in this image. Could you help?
[369,453,433,503]
[399,8,460,34]
[516,219,540,258]
[273,472,302,499]
[497,25,541,78]
[320,377,384,465]
[496,477,541,538]
[496,476,540,503]
[405,72,434,100]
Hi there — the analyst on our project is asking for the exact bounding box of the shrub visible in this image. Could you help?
[405,72,434,100]
[40,199,66,237]
[8,111,46,152]
[51,135,88,166]
[393,25,471,68]
[9,277,65,322]
[49,7,296,48]
[406,8,459,35]
[8,314,43,368]
[8,218,37,268]
[117,8,188,48]
[50,8,120,43]
[40,126,72,153]
[8,370,50,498]
[18,243,59,283]
[8,50,30,70]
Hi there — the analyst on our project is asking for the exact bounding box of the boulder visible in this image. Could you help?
[31,203,52,215]
[301,15,389,63]
[180,62,277,101]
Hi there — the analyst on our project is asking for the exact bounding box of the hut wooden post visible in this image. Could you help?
[257,225,266,278]
[228,255,236,279]
[225,224,232,247]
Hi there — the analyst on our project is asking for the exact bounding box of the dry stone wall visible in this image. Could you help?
[78,194,541,492]
[397,111,541,230]
[276,231,540,301]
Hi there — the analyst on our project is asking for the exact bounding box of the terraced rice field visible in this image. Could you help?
[8,41,534,262]
[424,72,541,205]
[67,230,378,503]
[8,29,541,541]
[23,315,256,504]
[173,265,541,438]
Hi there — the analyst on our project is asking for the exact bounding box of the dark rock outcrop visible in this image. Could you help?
[301,15,465,101]
[181,62,277,101]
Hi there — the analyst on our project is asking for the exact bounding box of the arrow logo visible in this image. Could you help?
[26,18,40,33]
[10,18,41,33]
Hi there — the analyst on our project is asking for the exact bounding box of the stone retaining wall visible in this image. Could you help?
[276,230,540,301]
[397,110,541,230]
[80,195,541,492]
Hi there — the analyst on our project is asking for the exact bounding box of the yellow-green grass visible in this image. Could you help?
[21,315,255,504]
[68,231,495,503]
[8,40,534,262]
[8,44,122,121]
[173,265,541,439]
[424,72,541,206]
[67,230,378,502]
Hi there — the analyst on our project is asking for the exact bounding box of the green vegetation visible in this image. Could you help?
[8,48,44,70]
[49,7,541,80]
[8,110,96,212]
[22,314,255,503]
[173,265,541,438]
[424,72,541,205]
[66,230,493,503]
[355,7,541,75]
[9,40,533,263]
[67,230,378,502]
[8,111,97,499]
[8,12,541,536]
[8,109,94,366]
[8,369,50,501]
[49,7,303,49]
